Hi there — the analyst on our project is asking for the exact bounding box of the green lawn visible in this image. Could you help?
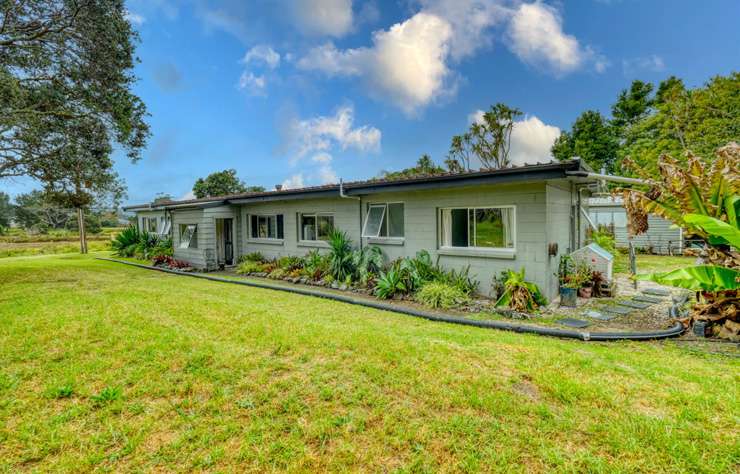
[614,253,695,275]
[0,255,738,472]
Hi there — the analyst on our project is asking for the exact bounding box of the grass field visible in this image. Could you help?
[0,255,738,472]
[613,253,694,274]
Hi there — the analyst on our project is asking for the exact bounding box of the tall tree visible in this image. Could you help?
[13,190,71,231]
[620,73,740,175]
[611,80,654,131]
[380,154,445,180]
[0,0,149,204]
[192,169,264,199]
[448,103,523,171]
[551,110,619,172]
[0,191,13,230]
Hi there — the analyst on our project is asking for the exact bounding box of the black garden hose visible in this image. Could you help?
[97,258,685,342]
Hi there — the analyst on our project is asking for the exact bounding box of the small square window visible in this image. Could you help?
[179,224,198,249]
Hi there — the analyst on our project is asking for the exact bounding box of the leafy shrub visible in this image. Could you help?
[495,268,547,312]
[303,250,329,280]
[327,229,354,281]
[150,237,174,258]
[237,261,264,274]
[268,268,287,279]
[415,282,470,309]
[238,252,264,263]
[110,226,141,257]
[374,269,407,299]
[152,255,190,269]
[352,246,384,285]
[439,265,479,295]
[278,255,304,271]
[590,226,616,254]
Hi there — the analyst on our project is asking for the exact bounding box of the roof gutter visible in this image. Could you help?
[566,171,647,186]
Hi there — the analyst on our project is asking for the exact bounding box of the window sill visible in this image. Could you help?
[437,247,516,259]
[297,240,329,248]
[247,238,284,246]
[365,237,405,246]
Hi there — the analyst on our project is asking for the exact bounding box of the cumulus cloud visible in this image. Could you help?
[298,12,454,115]
[506,2,588,75]
[285,105,381,163]
[290,0,354,37]
[238,72,267,95]
[243,45,281,69]
[468,110,560,166]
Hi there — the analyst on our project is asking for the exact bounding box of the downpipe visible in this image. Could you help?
[98,258,685,342]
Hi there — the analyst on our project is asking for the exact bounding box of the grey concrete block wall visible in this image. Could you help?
[166,181,581,300]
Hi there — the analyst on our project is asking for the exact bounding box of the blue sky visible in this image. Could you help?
[3,0,739,205]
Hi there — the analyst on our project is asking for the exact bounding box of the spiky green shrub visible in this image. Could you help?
[327,229,354,281]
[278,255,304,271]
[495,268,547,312]
[352,246,384,285]
[237,261,264,275]
[239,252,265,263]
[374,269,406,299]
[110,226,142,257]
[415,282,470,309]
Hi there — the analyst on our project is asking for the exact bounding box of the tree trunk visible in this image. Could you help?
[77,207,88,254]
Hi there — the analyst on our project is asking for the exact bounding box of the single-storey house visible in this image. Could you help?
[124,204,171,237]
[124,160,597,299]
[587,196,683,255]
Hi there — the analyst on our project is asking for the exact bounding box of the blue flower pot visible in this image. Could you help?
[560,287,577,307]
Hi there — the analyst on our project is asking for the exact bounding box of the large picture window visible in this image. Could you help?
[362,203,404,238]
[179,224,198,249]
[300,213,334,241]
[250,214,284,239]
[440,207,514,249]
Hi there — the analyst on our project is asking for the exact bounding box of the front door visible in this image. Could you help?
[223,218,234,265]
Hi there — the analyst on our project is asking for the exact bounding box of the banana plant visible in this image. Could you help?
[636,265,740,292]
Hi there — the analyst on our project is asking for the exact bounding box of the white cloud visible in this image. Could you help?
[506,2,587,75]
[311,152,333,164]
[238,72,267,95]
[286,105,381,162]
[281,174,305,190]
[622,54,665,77]
[418,0,508,60]
[124,10,145,26]
[509,115,561,166]
[243,45,281,69]
[179,190,196,201]
[290,0,354,37]
[468,110,560,166]
[298,12,454,115]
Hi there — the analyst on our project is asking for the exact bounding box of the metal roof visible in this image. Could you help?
[124,159,593,211]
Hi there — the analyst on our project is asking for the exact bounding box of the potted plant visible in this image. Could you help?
[558,255,578,307]
[576,263,594,298]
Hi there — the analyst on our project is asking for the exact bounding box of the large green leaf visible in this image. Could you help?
[683,213,740,249]
[636,265,740,292]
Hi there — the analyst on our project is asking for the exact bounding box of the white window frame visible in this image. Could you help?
[249,214,284,241]
[299,213,334,242]
[439,205,516,251]
[179,224,198,249]
[362,202,405,239]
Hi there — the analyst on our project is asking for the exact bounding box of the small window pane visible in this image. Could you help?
[317,215,334,240]
[363,205,386,237]
[301,215,316,240]
[451,209,468,247]
[250,215,258,238]
[179,224,197,249]
[277,215,284,239]
[149,218,157,233]
[387,203,404,237]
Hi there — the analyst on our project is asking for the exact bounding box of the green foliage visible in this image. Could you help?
[374,269,406,299]
[590,227,616,254]
[611,80,654,130]
[110,226,142,257]
[268,268,287,280]
[352,245,384,285]
[495,269,547,312]
[236,261,264,275]
[239,252,265,263]
[277,255,304,271]
[44,384,74,399]
[551,110,619,173]
[380,154,445,180]
[0,191,12,228]
[91,386,122,406]
[415,282,470,309]
[110,225,168,259]
[327,229,354,281]
[636,265,740,292]
[447,103,523,170]
[683,214,740,249]
[1,0,150,183]
[192,169,264,199]
[439,265,479,295]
